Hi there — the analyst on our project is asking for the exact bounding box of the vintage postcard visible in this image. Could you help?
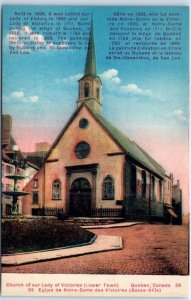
[1,4,189,298]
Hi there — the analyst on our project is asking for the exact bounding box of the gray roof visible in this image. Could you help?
[92,109,165,178]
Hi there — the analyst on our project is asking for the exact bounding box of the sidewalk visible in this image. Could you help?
[81,221,142,229]
[2,235,122,266]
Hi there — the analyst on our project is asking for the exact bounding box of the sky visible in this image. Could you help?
[2,6,189,213]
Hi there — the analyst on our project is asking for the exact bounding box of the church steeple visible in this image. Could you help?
[77,18,102,114]
[84,19,97,76]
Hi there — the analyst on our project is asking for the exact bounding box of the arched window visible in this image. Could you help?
[141,170,146,198]
[52,179,61,200]
[84,82,89,98]
[152,176,155,201]
[130,165,137,197]
[102,176,114,200]
[71,178,91,190]
[96,87,100,100]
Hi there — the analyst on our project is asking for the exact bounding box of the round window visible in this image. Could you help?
[75,142,90,159]
[79,118,89,129]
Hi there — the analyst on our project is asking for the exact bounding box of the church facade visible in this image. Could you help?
[22,21,175,221]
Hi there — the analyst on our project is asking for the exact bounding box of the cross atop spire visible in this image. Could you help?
[84,18,97,76]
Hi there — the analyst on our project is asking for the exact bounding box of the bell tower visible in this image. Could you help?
[77,19,102,114]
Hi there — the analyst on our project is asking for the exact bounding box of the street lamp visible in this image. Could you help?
[12,144,19,214]
[12,144,19,152]
[12,144,19,174]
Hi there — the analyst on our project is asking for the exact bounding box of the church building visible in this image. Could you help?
[22,21,175,221]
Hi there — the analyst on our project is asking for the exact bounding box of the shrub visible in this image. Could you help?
[2,219,95,254]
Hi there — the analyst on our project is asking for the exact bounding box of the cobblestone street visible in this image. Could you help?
[2,224,189,275]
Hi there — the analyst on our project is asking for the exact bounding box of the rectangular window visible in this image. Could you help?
[33,179,38,188]
[32,191,39,204]
[6,204,12,215]
[6,184,11,191]
[17,168,22,175]
[5,184,11,199]
[6,165,14,174]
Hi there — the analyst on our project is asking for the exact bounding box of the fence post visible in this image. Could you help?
[41,206,45,216]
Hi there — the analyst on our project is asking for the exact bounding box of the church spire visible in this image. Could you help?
[77,18,102,114]
[84,18,97,76]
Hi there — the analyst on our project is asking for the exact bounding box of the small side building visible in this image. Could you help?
[23,142,50,168]
[172,180,183,225]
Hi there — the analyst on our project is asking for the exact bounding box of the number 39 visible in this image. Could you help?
[175,283,181,287]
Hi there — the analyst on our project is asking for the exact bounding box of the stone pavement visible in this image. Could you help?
[2,224,189,275]
[2,235,122,266]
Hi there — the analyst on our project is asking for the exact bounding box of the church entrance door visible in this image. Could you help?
[70,178,91,217]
